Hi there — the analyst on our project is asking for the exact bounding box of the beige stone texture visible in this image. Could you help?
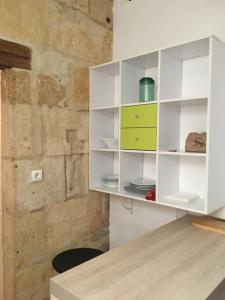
[32,48,69,80]
[15,260,52,300]
[2,159,16,214]
[47,198,88,255]
[1,71,40,159]
[2,157,65,216]
[49,9,112,64]
[43,108,88,156]
[2,69,31,105]
[15,210,47,269]
[90,0,113,29]
[14,157,66,212]
[2,103,13,158]
[10,104,32,158]
[26,283,50,300]
[33,49,91,111]
[55,0,89,15]
[88,194,104,234]
[1,0,112,298]
[68,62,89,111]
[70,236,89,250]
[31,104,43,156]
[2,209,15,300]
[38,74,66,108]
[68,112,89,154]
[2,102,42,159]
[89,227,109,252]
[88,191,110,233]
[65,154,89,198]
[0,0,49,46]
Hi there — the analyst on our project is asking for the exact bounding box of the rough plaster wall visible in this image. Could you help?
[0,0,113,299]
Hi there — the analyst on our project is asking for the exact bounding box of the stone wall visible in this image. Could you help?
[1,1,112,299]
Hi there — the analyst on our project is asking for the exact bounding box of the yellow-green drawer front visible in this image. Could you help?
[121,104,157,128]
[121,128,157,150]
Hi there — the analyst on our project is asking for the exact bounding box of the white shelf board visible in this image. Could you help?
[157,197,206,214]
[92,148,119,152]
[120,150,156,154]
[89,187,206,214]
[90,186,120,196]
[121,101,157,107]
[90,186,155,204]
[119,191,155,204]
[159,96,208,106]
[92,149,157,153]
[158,151,206,157]
[91,106,119,112]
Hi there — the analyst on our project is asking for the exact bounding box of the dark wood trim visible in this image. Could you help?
[0,64,7,69]
[0,39,31,70]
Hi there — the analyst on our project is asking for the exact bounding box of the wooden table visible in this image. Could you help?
[50,215,225,300]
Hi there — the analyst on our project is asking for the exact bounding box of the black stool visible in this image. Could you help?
[52,248,104,273]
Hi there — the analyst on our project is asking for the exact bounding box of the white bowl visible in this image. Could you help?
[102,138,119,149]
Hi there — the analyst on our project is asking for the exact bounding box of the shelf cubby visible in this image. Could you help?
[158,100,207,153]
[90,151,119,192]
[160,38,209,100]
[90,109,119,149]
[90,62,120,109]
[121,52,158,105]
[157,155,206,213]
[120,152,156,199]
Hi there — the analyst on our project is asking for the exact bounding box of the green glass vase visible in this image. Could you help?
[139,77,155,102]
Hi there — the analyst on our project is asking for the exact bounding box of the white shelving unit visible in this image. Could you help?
[89,35,225,214]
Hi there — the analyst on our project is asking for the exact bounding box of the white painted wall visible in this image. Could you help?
[113,0,225,60]
[110,0,225,248]
[110,196,179,248]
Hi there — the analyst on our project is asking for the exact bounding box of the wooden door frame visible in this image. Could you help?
[0,38,31,299]
[0,70,3,300]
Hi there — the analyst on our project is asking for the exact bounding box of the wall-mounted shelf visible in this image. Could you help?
[89,35,225,215]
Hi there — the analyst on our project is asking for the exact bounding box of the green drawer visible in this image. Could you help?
[121,104,157,128]
[121,128,157,151]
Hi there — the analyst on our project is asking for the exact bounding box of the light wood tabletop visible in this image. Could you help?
[51,215,225,300]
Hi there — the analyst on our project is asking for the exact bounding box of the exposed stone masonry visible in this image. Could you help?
[1,0,112,299]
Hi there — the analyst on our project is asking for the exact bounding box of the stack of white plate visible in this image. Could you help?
[102,175,118,188]
[124,178,156,195]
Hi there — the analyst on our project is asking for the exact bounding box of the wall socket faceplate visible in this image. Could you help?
[31,169,43,182]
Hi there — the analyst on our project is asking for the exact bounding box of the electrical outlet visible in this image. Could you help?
[31,169,43,183]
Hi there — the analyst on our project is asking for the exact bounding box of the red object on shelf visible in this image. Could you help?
[145,189,156,201]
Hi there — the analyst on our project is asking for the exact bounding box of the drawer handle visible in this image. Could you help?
[135,114,139,119]
[135,137,139,142]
